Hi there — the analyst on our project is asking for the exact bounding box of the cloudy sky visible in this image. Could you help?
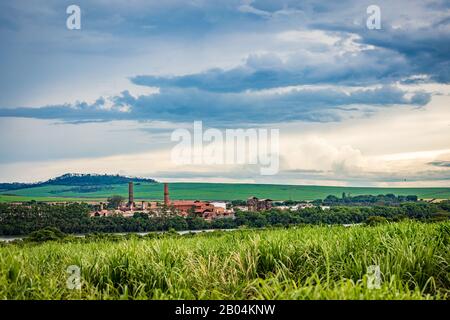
[0,0,449,186]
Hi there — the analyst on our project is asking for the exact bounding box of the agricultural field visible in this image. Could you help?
[0,221,449,299]
[1,182,450,202]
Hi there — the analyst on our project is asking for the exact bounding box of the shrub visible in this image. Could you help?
[25,227,66,242]
[365,216,388,226]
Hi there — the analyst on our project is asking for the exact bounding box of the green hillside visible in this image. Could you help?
[1,182,449,202]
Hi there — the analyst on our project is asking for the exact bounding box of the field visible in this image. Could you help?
[0,221,449,299]
[1,182,450,202]
[0,195,104,203]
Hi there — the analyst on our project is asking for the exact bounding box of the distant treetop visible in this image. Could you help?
[46,173,157,186]
[0,173,157,191]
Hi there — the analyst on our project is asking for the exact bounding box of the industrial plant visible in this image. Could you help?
[90,182,241,220]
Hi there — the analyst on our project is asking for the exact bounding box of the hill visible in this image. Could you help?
[0,173,157,192]
[0,178,449,202]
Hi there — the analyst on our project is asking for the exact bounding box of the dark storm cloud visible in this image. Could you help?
[132,49,412,93]
[0,86,431,125]
[0,0,445,123]
[428,161,450,168]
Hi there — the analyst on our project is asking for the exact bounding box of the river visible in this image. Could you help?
[0,223,363,242]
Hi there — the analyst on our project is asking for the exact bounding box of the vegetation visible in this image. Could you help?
[0,173,156,192]
[0,201,449,236]
[43,173,156,186]
[25,227,66,243]
[0,221,449,299]
[313,193,418,206]
[106,195,125,209]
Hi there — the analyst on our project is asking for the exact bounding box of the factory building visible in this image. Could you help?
[169,200,214,215]
[91,182,157,217]
[163,183,230,219]
[247,196,273,211]
[90,182,232,219]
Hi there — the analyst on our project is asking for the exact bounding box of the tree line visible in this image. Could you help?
[0,200,449,236]
[313,193,418,206]
[272,193,419,206]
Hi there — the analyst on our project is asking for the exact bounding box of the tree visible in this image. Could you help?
[133,212,149,219]
[231,200,246,206]
[324,195,339,204]
[365,216,388,226]
[107,195,125,209]
[187,216,209,230]
[187,205,196,217]
[26,227,66,242]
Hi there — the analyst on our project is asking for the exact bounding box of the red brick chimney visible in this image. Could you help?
[164,183,169,206]
[128,182,134,205]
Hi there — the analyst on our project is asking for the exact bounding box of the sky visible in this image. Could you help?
[0,0,449,186]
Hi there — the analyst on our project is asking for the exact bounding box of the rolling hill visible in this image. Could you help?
[0,174,449,202]
[0,173,156,192]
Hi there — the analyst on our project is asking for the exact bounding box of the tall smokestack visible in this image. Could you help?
[128,182,134,205]
[164,183,169,206]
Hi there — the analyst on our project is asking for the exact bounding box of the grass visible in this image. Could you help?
[0,221,449,299]
[1,182,450,202]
